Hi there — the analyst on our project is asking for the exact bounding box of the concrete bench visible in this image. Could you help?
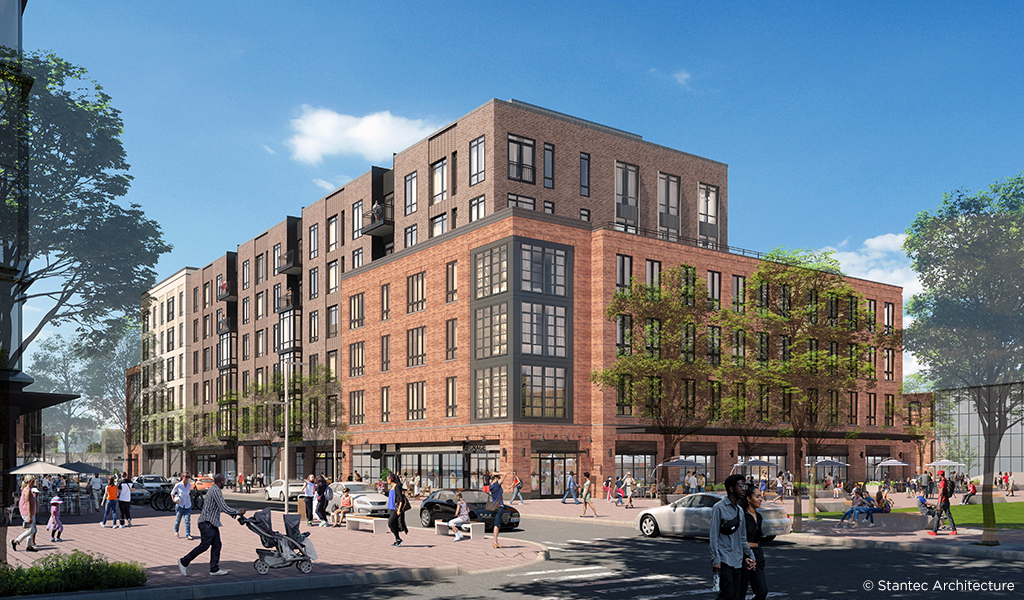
[845,512,930,530]
[346,515,388,534]
[435,520,485,539]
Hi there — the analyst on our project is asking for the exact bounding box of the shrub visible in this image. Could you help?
[0,550,146,596]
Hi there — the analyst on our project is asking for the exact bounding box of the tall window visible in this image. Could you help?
[407,272,426,313]
[404,172,418,215]
[309,223,319,259]
[431,158,447,205]
[349,293,365,329]
[521,365,567,418]
[543,143,554,188]
[682,322,696,363]
[352,247,363,269]
[242,260,250,290]
[521,244,567,296]
[308,267,319,299]
[475,366,508,419]
[732,330,746,366]
[328,215,339,251]
[579,152,590,196]
[446,319,458,360]
[757,332,769,366]
[349,391,365,425]
[521,302,567,357]
[352,200,363,239]
[469,135,485,185]
[381,335,390,372]
[615,162,638,232]
[616,254,632,291]
[327,305,338,338]
[707,271,721,310]
[681,266,696,307]
[884,349,895,381]
[349,342,365,377]
[732,275,746,313]
[446,377,458,418]
[707,326,722,365]
[885,394,895,427]
[508,134,535,183]
[407,326,426,367]
[658,172,680,238]
[469,195,486,222]
[475,245,508,299]
[308,310,318,342]
[616,314,632,356]
[381,284,391,321]
[404,224,418,248]
[328,261,338,293]
[847,296,858,330]
[475,303,508,358]
[446,261,458,303]
[884,302,895,335]
[430,214,448,238]
[866,392,877,426]
[381,387,391,423]
[616,376,633,416]
[698,182,719,246]
[407,381,426,420]
[848,392,859,425]
[867,299,877,332]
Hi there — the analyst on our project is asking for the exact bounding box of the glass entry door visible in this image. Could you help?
[531,453,576,498]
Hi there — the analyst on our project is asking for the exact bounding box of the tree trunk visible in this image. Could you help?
[791,438,804,533]
[980,433,1000,546]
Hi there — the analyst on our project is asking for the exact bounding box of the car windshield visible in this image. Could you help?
[461,491,491,504]
[343,484,375,494]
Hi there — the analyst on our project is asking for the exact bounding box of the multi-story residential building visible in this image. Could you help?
[139,267,197,475]
[147,99,911,494]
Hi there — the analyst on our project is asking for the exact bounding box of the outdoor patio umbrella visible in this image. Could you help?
[875,459,910,468]
[59,462,110,474]
[5,461,78,475]
[926,460,966,467]
[650,457,702,484]
[810,459,850,467]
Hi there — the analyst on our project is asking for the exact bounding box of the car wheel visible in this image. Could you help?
[279,493,285,502]
[265,491,271,500]
[640,514,660,538]
[762,535,776,543]
[253,559,270,575]
[420,508,435,528]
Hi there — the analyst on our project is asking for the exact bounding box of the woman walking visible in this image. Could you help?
[386,473,407,547]
[579,472,599,518]
[302,474,316,526]
[101,476,119,528]
[47,497,64,542]
[11,475,39,552]
[740,484,769,600]
[315,475,329,527]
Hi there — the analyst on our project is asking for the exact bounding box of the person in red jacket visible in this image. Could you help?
[960,480,977,505]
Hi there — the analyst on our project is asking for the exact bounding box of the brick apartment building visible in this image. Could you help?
[139,99,912,495]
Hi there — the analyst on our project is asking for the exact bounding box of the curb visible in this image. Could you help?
[786,532,1024,561]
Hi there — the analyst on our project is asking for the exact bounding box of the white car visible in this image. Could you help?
[327,482,389,517]
[636,492,792,540]
[133,475,172,492]
[264,479,305,501]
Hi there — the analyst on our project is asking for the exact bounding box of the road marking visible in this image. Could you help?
[536,571,618,582]
[563,574,674,588]
[513,566,606,577]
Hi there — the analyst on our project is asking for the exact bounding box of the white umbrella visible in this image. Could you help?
[876,459,910,468]
[810,459,849,467]
[926,460,966,467]
[6,460,79,475]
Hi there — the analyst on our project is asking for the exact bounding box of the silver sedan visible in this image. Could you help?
[636,492,792,540]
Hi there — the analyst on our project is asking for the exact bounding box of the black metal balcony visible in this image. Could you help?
[274,291,300,314]
[361,199,394,237]
[276,249,301,276]
[216,317,236,335]
[217,280,236,302]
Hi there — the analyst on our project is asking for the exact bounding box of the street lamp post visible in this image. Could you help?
[266,358,307,515]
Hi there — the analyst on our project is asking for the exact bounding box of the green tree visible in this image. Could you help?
[81,319,142,454]
[714,249,897,529]
[903,171,1024,545]
[27,334,100,463]
[591,265,716,483]
[0,49,171,368]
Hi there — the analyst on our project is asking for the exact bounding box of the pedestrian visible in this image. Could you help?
[413,472,421,499]
[739,484,768,600]
[579,472,599,518]
[11,475,39,552]
[614,477,625,506]
[118,474,133,528]
[315,475,329,527]
[689,471,699,494]
[710,474,756,600]
[488,471,508,548]
[449,492,471,541]
[561,471,580,504]
[102,476,119,528]
[47,496,64,542]
[386,473,407,547]
[89,472,105,511]
[330,488,353,526]
[510,471,526,505]
[604,476,614,503]
[177,474,246,576]
[1008,472,1015,497]
[302,474,316,526]
[699,472,707,493]
[961,480,977,505]
[172,472,194,540]
[624,472,637,508]
[773,473,785,504]
[928,470,957,536]
[354,471,362,482]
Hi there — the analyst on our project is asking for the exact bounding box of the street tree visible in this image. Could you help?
[714,249,898,529]
[81,319,141,456]
[0,49,171,369]
[903,171,1024,545]
[591,265,716,485]
[27,334,100,463]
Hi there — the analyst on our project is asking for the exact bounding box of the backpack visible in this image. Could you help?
[324,485,334,501]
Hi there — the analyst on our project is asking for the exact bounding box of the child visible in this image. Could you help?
[47,496,64,542]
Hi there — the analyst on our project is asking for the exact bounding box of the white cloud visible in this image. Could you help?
[312,175,353,192]
[313,178,335,191]
[262,145,276,155]
[828,233,921,298]
[287,106,441,165]
[673,69,692,87]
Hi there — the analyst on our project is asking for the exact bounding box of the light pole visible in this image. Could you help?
[265,358,307,514]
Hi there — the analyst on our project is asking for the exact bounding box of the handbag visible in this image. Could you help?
[484,500,500,512]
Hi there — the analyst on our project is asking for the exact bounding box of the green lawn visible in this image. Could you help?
[807,503,1024,530]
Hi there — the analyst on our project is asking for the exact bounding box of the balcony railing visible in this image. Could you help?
[216,317,236,335]
[361,199,394,237]
[274,291,300,313]
[217,280,236,302]
[276,249,301,276]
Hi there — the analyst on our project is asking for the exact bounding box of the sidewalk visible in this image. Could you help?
[4,498,545,600]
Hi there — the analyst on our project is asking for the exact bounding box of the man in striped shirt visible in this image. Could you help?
[177,474,246,576]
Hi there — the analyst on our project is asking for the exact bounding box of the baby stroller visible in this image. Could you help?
[237,507,318,574]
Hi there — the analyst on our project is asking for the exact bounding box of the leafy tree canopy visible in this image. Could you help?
[762,246,845,276]
[1,49,171,368]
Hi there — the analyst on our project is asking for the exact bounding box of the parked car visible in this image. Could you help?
[327,482,389,517]
[264,479,304,501]
[133,475,173,492]
[129,482,152,504]
[418,489,521,531]
[635,492,791,540]
[193,477,216,492]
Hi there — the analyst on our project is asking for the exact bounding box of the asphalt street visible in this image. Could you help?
[207,516,1024,599]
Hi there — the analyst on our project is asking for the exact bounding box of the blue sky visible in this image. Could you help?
[21,1,1024,374]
